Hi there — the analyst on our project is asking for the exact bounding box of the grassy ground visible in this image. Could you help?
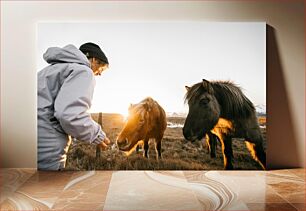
[65,113,266,170]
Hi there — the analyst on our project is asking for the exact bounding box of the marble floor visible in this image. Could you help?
[0,169,304,210]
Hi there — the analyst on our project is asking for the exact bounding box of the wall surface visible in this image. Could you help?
[1,1,304,168]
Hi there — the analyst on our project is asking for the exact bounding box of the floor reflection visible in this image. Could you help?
[0,169,304,210]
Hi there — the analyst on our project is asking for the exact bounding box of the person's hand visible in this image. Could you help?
[98,137,110,151]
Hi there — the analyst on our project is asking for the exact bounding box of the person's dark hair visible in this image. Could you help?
[79,42,109,64]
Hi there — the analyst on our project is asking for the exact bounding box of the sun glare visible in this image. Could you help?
[89,102,130,120]
[120,109,129,121]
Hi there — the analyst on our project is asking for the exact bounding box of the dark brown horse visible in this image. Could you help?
[183,79,266,170]
[116,97,167,159]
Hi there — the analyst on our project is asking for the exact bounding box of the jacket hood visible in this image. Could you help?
[43,44,90,67]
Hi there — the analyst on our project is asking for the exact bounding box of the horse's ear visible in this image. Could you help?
[128,104,133,113]
[202,79,210,86]
[202,79,211,91]
[185,86,191,92]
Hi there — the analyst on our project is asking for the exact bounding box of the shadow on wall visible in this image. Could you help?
[267,25,299,169]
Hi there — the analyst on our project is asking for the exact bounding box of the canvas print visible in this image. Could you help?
[37,22,266,170]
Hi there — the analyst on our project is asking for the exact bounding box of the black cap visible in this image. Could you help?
[79,42,109,64]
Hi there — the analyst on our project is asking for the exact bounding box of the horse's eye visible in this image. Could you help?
[199,98,210,105]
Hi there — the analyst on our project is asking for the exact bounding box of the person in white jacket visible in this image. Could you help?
[37,42,110,170]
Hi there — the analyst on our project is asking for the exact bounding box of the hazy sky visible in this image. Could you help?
[37,22,266,115]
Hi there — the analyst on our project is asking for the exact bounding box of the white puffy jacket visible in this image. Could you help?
[37,44,105,170]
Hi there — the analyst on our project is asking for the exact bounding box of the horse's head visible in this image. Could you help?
[116,102,150,152]
[183,79,220,142]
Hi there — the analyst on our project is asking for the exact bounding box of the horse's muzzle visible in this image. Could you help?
[116,138,130,151]
[183,128,197,142]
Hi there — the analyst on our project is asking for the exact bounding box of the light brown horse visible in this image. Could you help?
[116,97,167,159]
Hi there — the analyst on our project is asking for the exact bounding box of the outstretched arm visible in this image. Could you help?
[54,67,106,145]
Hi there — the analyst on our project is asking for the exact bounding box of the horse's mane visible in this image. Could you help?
[185,81,255,119]
[132,97,156,114]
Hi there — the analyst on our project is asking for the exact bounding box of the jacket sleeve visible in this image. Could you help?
[54,67,105,144]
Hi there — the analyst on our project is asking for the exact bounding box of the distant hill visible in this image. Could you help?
[256,112,266,117]
[166,112,187,117]
[255,104,266,115]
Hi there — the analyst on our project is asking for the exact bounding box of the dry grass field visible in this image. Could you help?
[65,113,266,170]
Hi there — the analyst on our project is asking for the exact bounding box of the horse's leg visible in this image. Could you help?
[215,135,221,150]
[143,138,149,158]
[239,116,266,170]
[245,140,266,170]
[221,136,233,170]
[243,121,266,170]
[205,134,211,154]
[154,138,162,160]
[135,141,143,154]
[208,132,217,158]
